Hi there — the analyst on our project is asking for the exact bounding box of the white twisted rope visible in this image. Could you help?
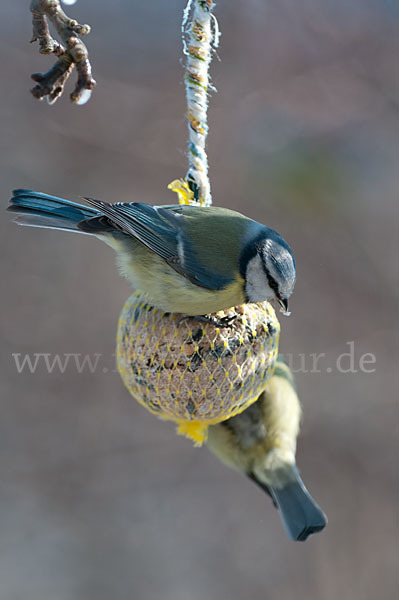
[170,0,219,207]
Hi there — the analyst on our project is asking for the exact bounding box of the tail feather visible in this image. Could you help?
[8,189,99,233]
[268,468,327,541]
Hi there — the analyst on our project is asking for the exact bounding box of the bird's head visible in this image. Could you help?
[242,228,296,315]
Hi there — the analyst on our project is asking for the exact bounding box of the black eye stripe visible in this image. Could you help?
[260,257,280,298]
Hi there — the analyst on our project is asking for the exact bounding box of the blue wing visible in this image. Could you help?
[82,198,233,291]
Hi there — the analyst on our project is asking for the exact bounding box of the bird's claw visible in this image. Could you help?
[178,314,237,329]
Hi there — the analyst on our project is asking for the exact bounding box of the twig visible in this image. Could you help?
[29,0,95,105]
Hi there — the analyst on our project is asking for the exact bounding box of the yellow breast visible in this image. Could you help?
[110,236,246,315]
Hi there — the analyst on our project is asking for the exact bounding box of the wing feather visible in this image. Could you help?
[82,198,234,291]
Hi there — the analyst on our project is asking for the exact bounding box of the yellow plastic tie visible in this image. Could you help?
[168,178,196,205]
[176,420,209,446]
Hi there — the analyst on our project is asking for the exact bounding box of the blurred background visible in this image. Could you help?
[1,1,398,598]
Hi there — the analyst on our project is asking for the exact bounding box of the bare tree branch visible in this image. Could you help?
[29,0,96,105]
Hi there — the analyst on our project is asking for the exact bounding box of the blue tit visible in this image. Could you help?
[206,358,327,541]
[7,189,296,316]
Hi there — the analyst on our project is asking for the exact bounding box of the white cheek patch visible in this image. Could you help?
[245,255,274,302]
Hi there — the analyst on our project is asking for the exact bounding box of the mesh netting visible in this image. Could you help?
[116,293,280,444]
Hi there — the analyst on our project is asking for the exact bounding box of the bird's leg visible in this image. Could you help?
[178,314,237,329]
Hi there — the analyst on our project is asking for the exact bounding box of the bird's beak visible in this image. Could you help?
[279,298,291,317]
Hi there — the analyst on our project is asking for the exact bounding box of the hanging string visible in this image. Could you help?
[169,0,220,207]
